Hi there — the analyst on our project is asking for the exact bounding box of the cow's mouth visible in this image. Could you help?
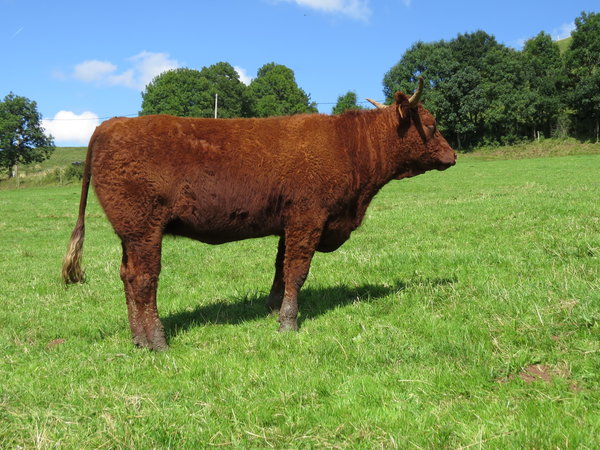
[395,167,425,180]
[436,153,456,170]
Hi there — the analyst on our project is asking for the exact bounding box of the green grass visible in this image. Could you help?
[1,153,599,447]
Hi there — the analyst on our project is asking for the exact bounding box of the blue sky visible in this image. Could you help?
[1,0,597,145]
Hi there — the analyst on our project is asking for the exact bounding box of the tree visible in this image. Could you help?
[0,93,55,176]
[479,45,532,145]
[383,31,534,148]
[565,11,600,141]
[140,63,250,118]
[248,63,318,117]
[441,67,487,148]
[448,31,500,72]
[383,40,457,102]
[198,62,252,118]
[140,68,210,117]
[383,39,488,148]
[522,32,565,139]
[332,91,363,114]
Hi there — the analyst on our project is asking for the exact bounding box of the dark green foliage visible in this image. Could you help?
[140,65,250,118]
[140,62,317,120]
[248,63,318,117]
[140,68,209,117]
[383,11,600,148]
[0,93,55,175]
[522,32,565,139]
[198,62,252,118]
[564,11,600,141]
[64,163,84,181]
[384,32,532,148]
[332,91,363,114]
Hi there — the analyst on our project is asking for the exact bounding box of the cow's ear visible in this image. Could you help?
[394,92,410,122]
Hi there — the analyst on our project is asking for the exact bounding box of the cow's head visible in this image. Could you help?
[367,77,456,180]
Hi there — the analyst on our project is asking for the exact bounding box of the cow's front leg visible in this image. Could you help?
[120,237,167,351]
[267,236,285,313]
[278,220,324,332]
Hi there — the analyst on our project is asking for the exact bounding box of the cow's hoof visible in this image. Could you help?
[133,339,168,351]
[132,331,168,351]
[278,320,299,332]
[149,341,169,352]
[148,328,168,351]
[132,335,150,349]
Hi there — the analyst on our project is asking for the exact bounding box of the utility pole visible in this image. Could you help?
[214,93,218,119]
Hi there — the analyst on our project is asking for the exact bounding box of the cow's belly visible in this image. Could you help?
[317,221,353,253]
[165,209,281,244]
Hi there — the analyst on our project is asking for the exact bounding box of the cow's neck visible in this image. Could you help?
[333,109,407,229]
[345,108,404,192]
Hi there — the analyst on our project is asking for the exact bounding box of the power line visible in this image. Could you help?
[43,113,137,122]
[41,100,384,121]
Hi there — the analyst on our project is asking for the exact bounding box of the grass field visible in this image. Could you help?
[1,151,599,447]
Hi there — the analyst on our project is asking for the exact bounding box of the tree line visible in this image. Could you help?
[384,11,600,148]
[139,62,319,119]
[142,11,599,149]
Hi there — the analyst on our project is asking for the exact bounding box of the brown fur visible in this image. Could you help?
[62,92,455,350]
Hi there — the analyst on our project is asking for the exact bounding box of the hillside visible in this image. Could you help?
[0,147,86,189]
[556,36,572,53]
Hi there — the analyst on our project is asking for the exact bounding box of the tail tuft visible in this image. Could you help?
[62,219,85,284]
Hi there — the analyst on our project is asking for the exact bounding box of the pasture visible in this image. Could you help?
[1,151,599,447]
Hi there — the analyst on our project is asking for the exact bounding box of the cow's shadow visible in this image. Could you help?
[162,278,454,339]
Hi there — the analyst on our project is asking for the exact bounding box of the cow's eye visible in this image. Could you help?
[427,125,436,135]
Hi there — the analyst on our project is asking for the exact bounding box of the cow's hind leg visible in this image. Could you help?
[267,236,285,313]
[278,218,324,332]
[120,237,167,351]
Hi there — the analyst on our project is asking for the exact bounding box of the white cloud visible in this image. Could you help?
[514,38,527,50]
[42,111,100,145]
[234,66,253,85]
[275,0,371,20]
[71,52,180,90]
[125,51,180,89]
[552,22,575,41]
[73,60,117,83]
[108,69,135,88]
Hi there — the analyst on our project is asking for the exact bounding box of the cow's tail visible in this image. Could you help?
[62,132,96,284]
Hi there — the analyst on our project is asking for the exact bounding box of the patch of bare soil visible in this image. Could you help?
[46,338,66,349]
[497,364,580,391]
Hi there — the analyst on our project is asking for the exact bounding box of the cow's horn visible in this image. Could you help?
[408,76,424,108]
[366,98,386,109]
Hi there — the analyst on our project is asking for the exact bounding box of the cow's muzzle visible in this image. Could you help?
[437,152,456,170]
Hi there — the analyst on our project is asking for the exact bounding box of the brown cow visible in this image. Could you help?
[62,78,456,350]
